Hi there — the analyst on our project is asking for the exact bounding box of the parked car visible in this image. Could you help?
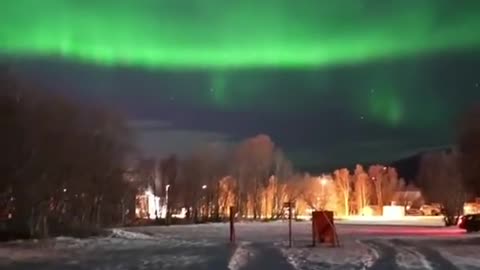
[420,204,441,216]
[463,203,480,215]
[405,208,423,216]
[458,214,480,233]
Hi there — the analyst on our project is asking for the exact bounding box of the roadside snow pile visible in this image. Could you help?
[228,242,254,270]
[109,229,153,240]
[53,236,90,249]
[52,228,216,253]
[51,230,157,251]
[141,254,207,269]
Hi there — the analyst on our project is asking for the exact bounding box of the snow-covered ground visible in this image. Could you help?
[1,221,479,270]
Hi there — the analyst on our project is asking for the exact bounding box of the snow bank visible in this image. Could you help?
[137,254,206,269]
[51,232,159,251]
[53,236,90,249]
[228,242,254,270]
[109,229,153,240]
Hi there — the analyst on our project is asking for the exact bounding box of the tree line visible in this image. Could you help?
[132,112,480,225]
[1,71,135,238]
[416,106,480,225]
[133,134,409,223]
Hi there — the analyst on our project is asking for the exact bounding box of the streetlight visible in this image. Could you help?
[201,185,208,220]
[319,177,328,210]
[318,177,328,192]
[320,178,327,186]
[320,178,327,197]
[165,184,170,203]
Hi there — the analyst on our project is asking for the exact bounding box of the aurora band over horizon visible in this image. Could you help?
[1,1,480,70]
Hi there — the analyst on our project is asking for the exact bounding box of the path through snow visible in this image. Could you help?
[1,222,479,270]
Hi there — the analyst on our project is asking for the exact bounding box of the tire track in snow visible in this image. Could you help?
[361,239,399,270]
[363,238,459,270]
[387,239,432,270]
[390,239,459,270]
[356,239,379,269]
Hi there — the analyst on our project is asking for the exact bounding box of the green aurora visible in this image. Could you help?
[1,0,479,128]
[2,0,480,69]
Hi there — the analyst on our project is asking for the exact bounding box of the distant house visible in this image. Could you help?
[464,198,480,215]
[123,168,165,220]
[393,186,424,208]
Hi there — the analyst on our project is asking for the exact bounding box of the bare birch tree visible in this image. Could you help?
[232,134,274,219]
[353,165,372,215]
[334,168,351,216]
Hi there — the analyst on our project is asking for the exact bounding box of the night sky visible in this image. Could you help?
[1,1,480,171]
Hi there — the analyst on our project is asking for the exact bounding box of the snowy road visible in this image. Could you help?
[1,222,480,270]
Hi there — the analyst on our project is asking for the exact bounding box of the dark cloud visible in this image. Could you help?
[135,127,233,159]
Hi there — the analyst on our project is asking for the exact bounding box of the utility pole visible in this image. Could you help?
[284,201,294,248]
[229,206,236,244]
[289,203,292,248]
[165,184,170,225]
